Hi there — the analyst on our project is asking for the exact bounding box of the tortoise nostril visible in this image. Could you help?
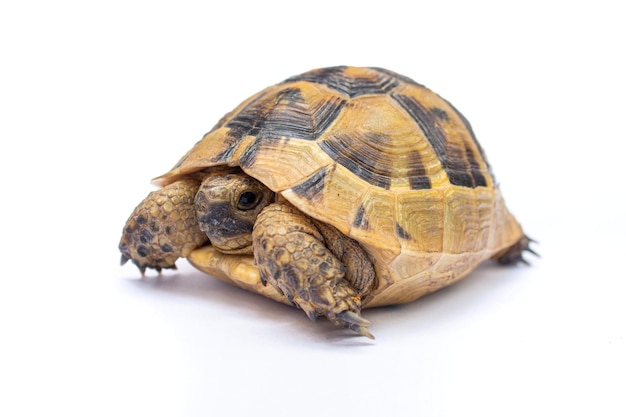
[195,191,210,215]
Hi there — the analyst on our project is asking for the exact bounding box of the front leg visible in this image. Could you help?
[252,202,374,338]
[119,179,208,274]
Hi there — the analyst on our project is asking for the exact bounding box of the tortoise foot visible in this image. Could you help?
[493,235,538,265]
[119,179,208,274]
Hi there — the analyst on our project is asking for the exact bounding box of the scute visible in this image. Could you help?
[391,92,488,188]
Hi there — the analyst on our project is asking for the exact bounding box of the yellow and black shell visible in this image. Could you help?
[154,66,524,307]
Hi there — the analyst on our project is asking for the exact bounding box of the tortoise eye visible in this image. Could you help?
[237,191,261,210]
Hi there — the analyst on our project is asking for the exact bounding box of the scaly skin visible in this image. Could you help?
[314,221,376,296]
[253,202,375,338]
[119,179,208,273]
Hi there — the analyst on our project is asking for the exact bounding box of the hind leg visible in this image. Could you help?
[493,235,538,265]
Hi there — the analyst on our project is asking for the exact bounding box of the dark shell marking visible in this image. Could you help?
[392,93,488,188]
[352,204,369,230]
[290,166,329,203]
[226,88,346,141]
[396,224,412,240]
[218,87,346,167]
[319,131,432,190]
[282,66,401,98]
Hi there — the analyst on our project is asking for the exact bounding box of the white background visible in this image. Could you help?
[1,1,624,416]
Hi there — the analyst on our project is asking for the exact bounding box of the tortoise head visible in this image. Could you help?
[195,172,274,254]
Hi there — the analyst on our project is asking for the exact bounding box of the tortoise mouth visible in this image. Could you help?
[196,210,254,254]
[206,235,254,255]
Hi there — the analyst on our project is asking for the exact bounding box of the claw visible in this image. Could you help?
[299,303,318,321]
[336,311,374,339]
[352,325,375,340]
[526,246,540,258]
[337,310,370,327]
[495,235,539,265]
[518,238,539,265]
[120,254,129,266]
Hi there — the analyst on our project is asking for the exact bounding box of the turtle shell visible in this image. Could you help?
[154,66,524,307]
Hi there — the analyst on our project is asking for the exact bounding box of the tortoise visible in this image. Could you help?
[119,66,532,339]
